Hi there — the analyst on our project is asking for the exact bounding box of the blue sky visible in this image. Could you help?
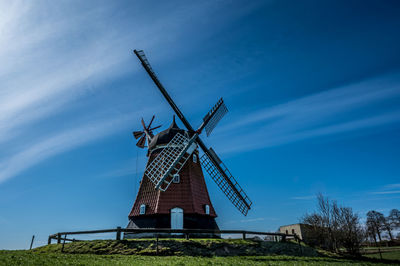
[1,0,400,249]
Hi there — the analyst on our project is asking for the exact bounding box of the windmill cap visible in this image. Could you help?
[148,116,185,151]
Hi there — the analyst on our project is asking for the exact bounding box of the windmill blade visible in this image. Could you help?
[134,50,194,133]
[134,50,158,79]
[149,125,162,131]
[148,115,155,129]
[199,98,228,137]
[199,147,252,216]
[134,50,252,216]
[133,131,144,139]
[141,118,146,129]
[144,132,198,191]
[136,135,146,148]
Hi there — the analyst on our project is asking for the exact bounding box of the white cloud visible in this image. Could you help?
[290,195,316,200]
[0,113,135,184]
[384,184,400,189]
[371,190,400,195]
[0,1,264,184]
[213,72,400,154]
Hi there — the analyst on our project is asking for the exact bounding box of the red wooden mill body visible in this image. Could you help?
[125,118,219,237]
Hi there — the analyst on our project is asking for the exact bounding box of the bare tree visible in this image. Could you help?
[366,211,385,242]
[388,209,400,229]
[382,216,394,242]
[336,207,364,254]
[301,194,363,255]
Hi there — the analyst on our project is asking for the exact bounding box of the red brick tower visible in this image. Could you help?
[126,118,219,236]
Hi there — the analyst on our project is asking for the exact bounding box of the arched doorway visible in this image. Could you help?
[170,207,183,231]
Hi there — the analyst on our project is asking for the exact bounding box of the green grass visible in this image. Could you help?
[364,250,400,260]
[33,239,320,257]
[0,250,398,266]
[1,240,399,265]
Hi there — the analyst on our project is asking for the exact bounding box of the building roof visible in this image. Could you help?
[148,116,186,151]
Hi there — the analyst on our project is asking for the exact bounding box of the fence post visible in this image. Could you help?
[282,235,286,242]
[296,235,302,254]
[61,234,67,253]
[156,235,159,255]
[116,226,121,241]
[57,233,61,244]
[48,236,52,245]
[242,232,246,240]
[185,233,189,240]
[30,235,35,250]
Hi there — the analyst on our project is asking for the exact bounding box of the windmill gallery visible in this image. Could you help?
[124,50,253,238]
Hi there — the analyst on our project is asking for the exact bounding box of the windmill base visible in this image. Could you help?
[124,214,220,239]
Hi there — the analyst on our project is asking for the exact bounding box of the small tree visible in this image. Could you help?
[382,216,394,242]
[337,207,364,255]
[301,194,363,255]
[366,211,385,242]
[388,209,400,229]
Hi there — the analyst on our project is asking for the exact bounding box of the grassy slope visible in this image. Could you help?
[1,239,399,265]
[34,239,319,257]
[365,250,400,260]
[1,251,398,266]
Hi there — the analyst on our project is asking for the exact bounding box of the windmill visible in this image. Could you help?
[125,50,252,238]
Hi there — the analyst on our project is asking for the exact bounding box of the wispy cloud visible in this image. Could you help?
[0,1,264,184]
[214,72,400,154]
[240,217,266,223]
[0,113,135,184]
[290,195,316,200]
[384,184,400,189]
[371,190,400,195]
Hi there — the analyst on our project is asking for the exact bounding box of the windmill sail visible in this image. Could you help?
[134,49,252,216]
[202,98,228,137]
[144,132,197,191]
[200,151,252,216]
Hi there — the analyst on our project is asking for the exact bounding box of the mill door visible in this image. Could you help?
[171,207,183,233]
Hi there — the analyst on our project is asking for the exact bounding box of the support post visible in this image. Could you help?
[116,226,121,241]
[296,235,302,254]
[30,235,35,250]
[61,234,67,253]
[242,232,246,240]
[282,235,286,242]
[185,233,189,240]
[57,233,61,244]
[156,235,159,255]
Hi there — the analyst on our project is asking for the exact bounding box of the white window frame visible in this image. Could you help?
[173,173,180,183]
[193,154,197,163]
[139,204,146,215]
[205,204,210,215]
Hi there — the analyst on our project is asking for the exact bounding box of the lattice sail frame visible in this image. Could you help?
[144,132,197,191]
[203,98,228,137]
[200,153,252,215]
[135,50,158,78]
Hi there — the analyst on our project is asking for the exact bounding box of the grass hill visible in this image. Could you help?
[1,239,399,265]
[35,238,319,256]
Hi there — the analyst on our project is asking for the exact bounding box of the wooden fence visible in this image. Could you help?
[48,227,298,245]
